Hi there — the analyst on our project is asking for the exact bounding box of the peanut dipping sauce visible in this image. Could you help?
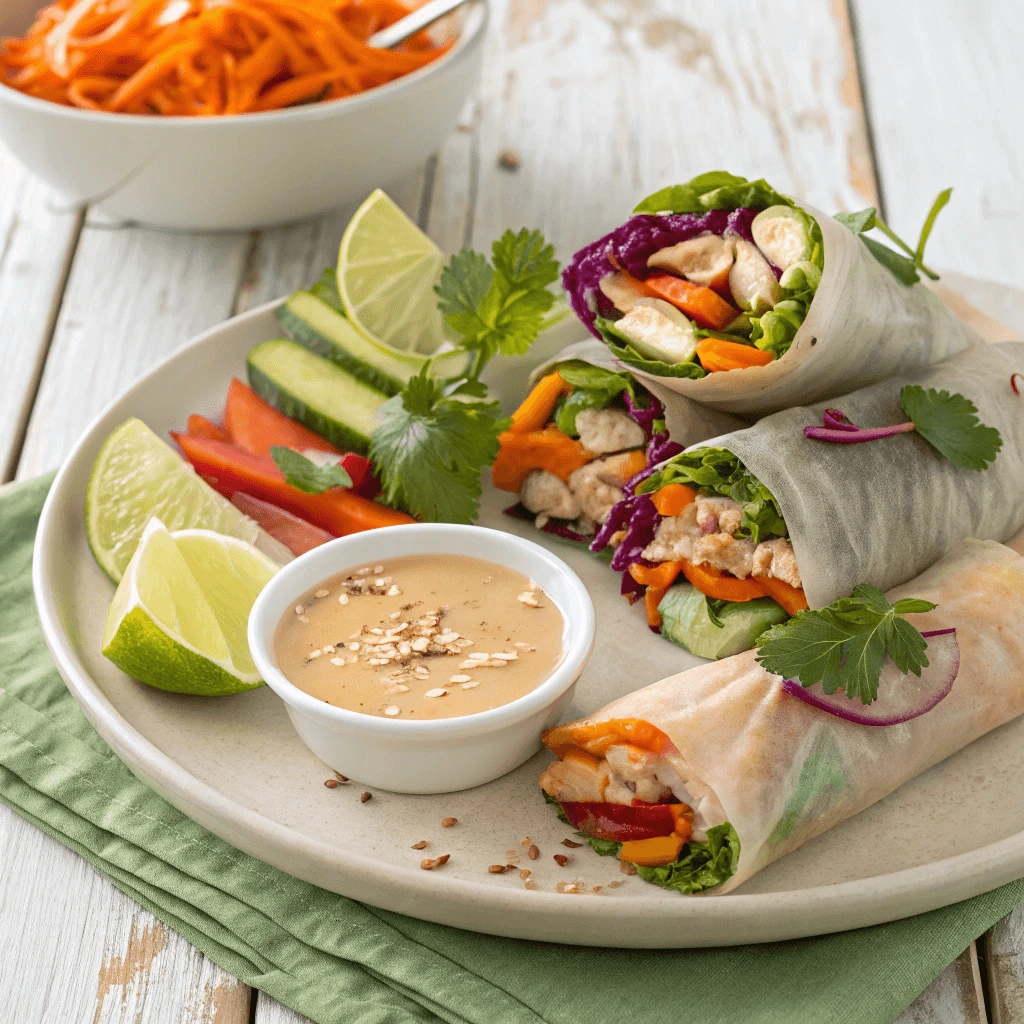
[274,554,565,720]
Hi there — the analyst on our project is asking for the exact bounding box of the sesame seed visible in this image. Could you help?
[335,773,348,782]
[387,585,402,597]
[468,652,489,661]
[524,880,539,890]
[492,651,517,661]
[394,684,409,693]
[373,565,384,574]
[562,839,582,848]
[488,864,508,874]
[553,854,569,866]
[384,706,400,716]
[450,674,471,683]
[297,615,310,624]
[607,880,623,889]
[294,605,305,615]
[315,589,329,599]
[411,637,429,652]
[517,592,540,607]
[330,658,346,666]
[519,869,531,880]
[324,779,338,789]
[441,817,458,827]
[323,645,336,654]
[348,642,361,651]
[528,845,539,860]
[368,658,388,666]
[460,681,480,690]
[520,839,531,847]
[338,594,349,605]
[359,791,372,803]
[307,649,322,659]
[411,840,427,850]
[424,688,448,698]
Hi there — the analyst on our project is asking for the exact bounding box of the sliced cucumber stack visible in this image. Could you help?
[276,291,470,397]
[247,338,388,455]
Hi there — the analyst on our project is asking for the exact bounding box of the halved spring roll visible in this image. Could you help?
[562,171,978,415]
[540,535,1024,893]
[593,341,1024,656]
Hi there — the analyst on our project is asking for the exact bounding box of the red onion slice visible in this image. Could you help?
[781,629,959,726]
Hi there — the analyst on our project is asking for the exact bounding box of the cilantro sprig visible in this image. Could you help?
[270,447,352,493]
[370,229,561,522]
[804,385,1002,471]
[756,585,936,704]
[834,188,951,285]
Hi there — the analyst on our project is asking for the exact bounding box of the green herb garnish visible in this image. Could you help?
[270,447,352,493]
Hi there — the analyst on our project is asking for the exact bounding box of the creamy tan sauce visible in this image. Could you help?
[274,554,565,720]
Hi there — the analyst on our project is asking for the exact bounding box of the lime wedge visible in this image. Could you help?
[87,418,261,583]
[101,520,277,696]
[338,189,450,355]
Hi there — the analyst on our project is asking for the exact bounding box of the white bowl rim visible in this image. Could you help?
[0,0,487,126]
[249,522,596,739]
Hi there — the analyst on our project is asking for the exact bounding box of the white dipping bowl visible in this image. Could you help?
[248,524,595,794]
[0,0,487,231]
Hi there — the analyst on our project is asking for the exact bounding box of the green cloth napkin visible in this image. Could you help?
[2,473,1021,1024]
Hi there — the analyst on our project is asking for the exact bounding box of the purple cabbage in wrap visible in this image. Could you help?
[562,207,761,336]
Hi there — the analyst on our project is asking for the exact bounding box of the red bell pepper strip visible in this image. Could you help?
[560,801,680,842]
[187,414,233,444]
[229,492,332,556]
[172,433,414,536]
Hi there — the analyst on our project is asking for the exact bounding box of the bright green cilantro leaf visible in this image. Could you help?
[756,588,936,704]
[434,248,494,343]
[369,366,509,523]
[900,385,1003,471]
[270,447,352,493]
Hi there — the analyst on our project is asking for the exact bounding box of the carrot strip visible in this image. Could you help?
[680,561,769,603]
[508,372,573,434]
[645,584,671,628]
[642,274,739,332]
[629,560,683,590]
[650,483,697,517]
[492,425,594,493]
[695,338,774,372]
[756,576,809,616]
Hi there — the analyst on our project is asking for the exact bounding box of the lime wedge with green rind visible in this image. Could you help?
[102,520,277,696]
[338,189,451,355]
[87,418,261,583]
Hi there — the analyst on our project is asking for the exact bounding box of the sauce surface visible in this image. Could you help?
[275,554,565,720]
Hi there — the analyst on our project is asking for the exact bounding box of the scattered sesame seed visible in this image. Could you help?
[492,651,517,661]
[424,688,448,698]
[411,637,429,652]
[488,864,508,874]
[348,642,361,651]
[420,854,450,870]
[441,817,458,827]
[553,854,569,867]
[307,649,322,659]
[468,652,489,661]
[556,882,579,894]
[607,880,623,889]
[330,658,346,666]
[411,840,428,850]
[294,605,305,615]
[323,644,336,654]
[520,838,532,847]
[460,681,480,690]
[324,779,338,789]
[384,706,400,716]
[524,880,539,890]
[592,886,603,893]
[338,594,349,605]
[394,684,409,693]
[297,615,310,624]
[450,674,471,683]
[528,845,539,860]
[562,839,583,848]
[517,592,540,607]
[373,565,384,574]
[335,773,348,782]
[519,869,531,880]
[368,657,389,666]
[315,589,330,599]
[387,585,402,596]
[359,791,372,803]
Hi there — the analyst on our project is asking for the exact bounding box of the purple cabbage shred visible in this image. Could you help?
[622,388,664,438]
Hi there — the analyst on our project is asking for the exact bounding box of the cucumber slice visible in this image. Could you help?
[247,338,388,455]
[658,584,789,660]
[275,291,470,397]
[611,300,697,364]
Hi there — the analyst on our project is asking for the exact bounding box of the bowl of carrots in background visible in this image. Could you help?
[0,0,487,230]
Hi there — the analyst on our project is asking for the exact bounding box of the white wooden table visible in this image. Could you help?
[2,1,1023,1019]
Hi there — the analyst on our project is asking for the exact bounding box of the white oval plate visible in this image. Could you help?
[33,297,1024,948]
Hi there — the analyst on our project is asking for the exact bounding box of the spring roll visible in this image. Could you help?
[562,172,978,415]
[539,535,1024,894]
[493,340,741,547]
[594,341,1024,656]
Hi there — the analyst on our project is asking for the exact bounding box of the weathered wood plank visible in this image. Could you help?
[254,996,311,1024]
[852,0,1024,285]
[0,145,82,482]
[985,907,1024,1024]
[894,946,986,1024]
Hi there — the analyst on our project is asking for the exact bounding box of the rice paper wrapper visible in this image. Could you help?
[628,207,979,416]
[587,537,1024,893]
[532,339,744,447]
[690,341,1024,608]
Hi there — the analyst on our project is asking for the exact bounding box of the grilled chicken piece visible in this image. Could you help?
[598,271,650,313]
[695,494,744,536]
[691,532,756,580]
[729,239,781,314]
[575,407,646,456]
[648,234,735,291]
[752,537,802,589]
[520,470,581,521]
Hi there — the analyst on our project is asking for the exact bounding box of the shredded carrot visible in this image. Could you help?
[650,483,697,517]
[508,372,573,434]
[0,0,454,116]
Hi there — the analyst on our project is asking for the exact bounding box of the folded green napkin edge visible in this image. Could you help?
[3,471,1022,1024]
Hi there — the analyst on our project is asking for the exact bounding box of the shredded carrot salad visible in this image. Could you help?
[0,0,453,115]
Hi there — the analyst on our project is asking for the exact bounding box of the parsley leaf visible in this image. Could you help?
[900,385,1003,471]
[756,584,936,704]
[270,447,352,493]
[369,366,509,523]
[434,228,559,361]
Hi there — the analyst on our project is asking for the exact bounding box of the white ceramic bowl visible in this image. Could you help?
[248,523,595,794]
[0,0,487,231]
